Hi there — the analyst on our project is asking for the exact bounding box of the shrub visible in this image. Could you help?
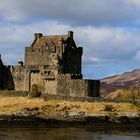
[28,84,42,98]
[104,104,114,112]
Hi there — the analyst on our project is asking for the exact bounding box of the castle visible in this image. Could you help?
[0,31,100,97]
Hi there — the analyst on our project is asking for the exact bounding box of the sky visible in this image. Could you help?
[1,0,140,79]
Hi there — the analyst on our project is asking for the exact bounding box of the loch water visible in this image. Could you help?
[0,122,140,140]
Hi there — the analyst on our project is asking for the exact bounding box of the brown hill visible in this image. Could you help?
[101,69,140,95]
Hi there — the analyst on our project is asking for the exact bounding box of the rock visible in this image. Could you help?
[68,111,86,117]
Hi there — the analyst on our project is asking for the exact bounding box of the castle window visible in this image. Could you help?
[52,46,56,53]
[45,79,55,81]
[31,70,40,73]
[48,71,51,75]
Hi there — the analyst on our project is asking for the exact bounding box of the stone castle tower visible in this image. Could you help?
[0,31,100,97]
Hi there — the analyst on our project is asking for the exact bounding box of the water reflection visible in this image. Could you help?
[0,122,139,140]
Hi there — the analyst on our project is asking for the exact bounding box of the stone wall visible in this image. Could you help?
[7,65,58,93]
[56,74,100,97]
[56,74,71,96]
[2,66,14,90]
[10,66,43,91]
[63,47,82,74]
[7,65,26,91]
[0,57,3,89]
[44,80,57,94]
[91,80,100,97]
[1,65,100,98]
[30,71,42,89]
[25,47,55,66]
[70,79,88,97]
[70,79,100,97]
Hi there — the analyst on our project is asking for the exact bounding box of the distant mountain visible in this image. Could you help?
[100,69,140,95]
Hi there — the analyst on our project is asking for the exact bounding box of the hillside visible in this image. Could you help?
[101,69,140,95]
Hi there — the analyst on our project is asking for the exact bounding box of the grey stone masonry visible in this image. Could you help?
[0,31,100,97]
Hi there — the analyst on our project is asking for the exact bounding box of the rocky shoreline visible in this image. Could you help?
[0,109,140,124]
[0,96,139,125]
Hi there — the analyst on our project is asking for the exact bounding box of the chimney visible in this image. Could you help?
[18,58,23,66]
[34,33,43,40]
[68,31,73,38]
[18,61,23,66]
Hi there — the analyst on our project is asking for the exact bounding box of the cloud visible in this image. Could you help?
[0,0,140,78]
[0,0,140,26]
[0,21,72,64]
[126,0,140,8]
[75,27,140,63]
[0,21,140,78]
[0,0,25,21]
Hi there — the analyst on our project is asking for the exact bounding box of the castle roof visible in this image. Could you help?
[32,31,74,48]
[33,35,68,48]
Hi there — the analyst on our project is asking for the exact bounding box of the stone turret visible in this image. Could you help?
[68,31,73,38]
[34,33,43,40]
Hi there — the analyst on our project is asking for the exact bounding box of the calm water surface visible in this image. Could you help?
[0,122,140,140]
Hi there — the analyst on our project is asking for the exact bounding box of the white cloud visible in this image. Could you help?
[126,0,140,8]
[0,0,140,78]
[0,21,140,78]
[0,0,26,21]
[74,27,140,63]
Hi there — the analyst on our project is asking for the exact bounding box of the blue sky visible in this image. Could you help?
[0,0,140,79]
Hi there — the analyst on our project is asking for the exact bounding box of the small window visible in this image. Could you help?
[48,71,51,75]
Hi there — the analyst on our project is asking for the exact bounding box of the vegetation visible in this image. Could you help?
[106,87,140,101]
[0,96,138,116]
[28,84,42,98]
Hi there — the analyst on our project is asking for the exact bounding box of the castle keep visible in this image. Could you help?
[0,31,100,97]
